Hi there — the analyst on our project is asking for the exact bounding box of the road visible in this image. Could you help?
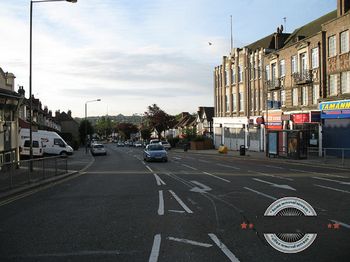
[0,144,349,261]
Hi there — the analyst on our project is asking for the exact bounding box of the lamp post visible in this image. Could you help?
[85,99,101,153]
[29,0,77,166]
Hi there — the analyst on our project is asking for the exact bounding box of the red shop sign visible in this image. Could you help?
[292,113,309,124]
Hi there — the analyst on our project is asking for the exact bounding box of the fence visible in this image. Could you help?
[307,147,350,167]
[0,156,68,193]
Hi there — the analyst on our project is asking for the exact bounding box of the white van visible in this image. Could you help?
[20,139,44,157]
[20,129,74,156]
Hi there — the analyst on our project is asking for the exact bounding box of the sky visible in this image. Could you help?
[0,0,336,118]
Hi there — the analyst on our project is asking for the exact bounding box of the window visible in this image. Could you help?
[291,55,297,74]
[279,60,285,77]
[265,65,270,80]
[255,90,259,110]
[341,71,350,93]
[302,86,308,106]
[225,64,229,86]
[329,74,337,96]
[292,88,298,106]
[232,93,237,111]
[258,58,262,79]
[271,63,277,80]
[250,56,254,80]
[311,48,319,69]
[238,65,243,82]
[250,90,254,111]
[300,52,307,73]
[231,64,236,84]
[340,30,349,54]
[54,138,65,147]
[281,90,286,106]
[226,94,229,112]
[312,84,319,105]
[273,91,278,101]
[239,91,244,111]
[328,35,336,57]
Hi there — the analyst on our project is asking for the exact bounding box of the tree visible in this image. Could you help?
[79,120,94,145]
[95,116,113,138]
[140,126,152,140]
[116,122,138,139]
[144,104,176,139]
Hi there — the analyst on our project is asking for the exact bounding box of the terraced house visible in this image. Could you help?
[214,0,350,156]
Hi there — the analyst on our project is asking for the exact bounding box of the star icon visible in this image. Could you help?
[249,223,254,229]
[241,222,248,229]
[327,223,333,229]
[333,223,340,229]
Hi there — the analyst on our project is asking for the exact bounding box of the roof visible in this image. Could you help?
[197,107,214,122]
[246,33,276,51]
[284,10,337,47]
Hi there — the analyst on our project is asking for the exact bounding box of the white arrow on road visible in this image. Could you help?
[190,181,212,193]
[252,178,296,191]
[312,177,350,185]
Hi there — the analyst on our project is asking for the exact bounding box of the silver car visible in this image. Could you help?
[143,144,168,162]
[91,144,107,156]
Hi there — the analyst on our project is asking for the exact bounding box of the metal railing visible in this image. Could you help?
[0,156,68,193]
[307,147,350,167]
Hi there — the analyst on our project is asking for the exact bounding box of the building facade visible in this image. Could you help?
[214,0,350,154]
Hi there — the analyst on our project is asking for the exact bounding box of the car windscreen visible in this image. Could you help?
[93,145,104,149]
[148,145,164,151]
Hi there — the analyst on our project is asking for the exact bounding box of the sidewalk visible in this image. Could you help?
[172,148,350,169]
[0,148,93,201]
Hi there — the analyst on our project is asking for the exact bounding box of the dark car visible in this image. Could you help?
[143,144,168,162]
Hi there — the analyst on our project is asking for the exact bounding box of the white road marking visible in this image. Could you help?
[208,233,240,262]
[167,237,213,248]
[216,163,240,170]
[153,174,166,186]
[289,169,346,178]
[142,161,146,165]
[181,164,198,170]
[330,220,350,229]
[252,178,296,191]
[190,180,212,193]
[158,190,164,216]
[198,159,211,163]
[149,234,161,262]
[244,187,277,200]
[202,172,231,183]
[173,157,182,160]
[168,210,185,213]
[314,184,350,194]
[312,177,350,185]
[264,165,284,169]
[169,190,193,213]
[248,170,294,181]
[146,165,153,172]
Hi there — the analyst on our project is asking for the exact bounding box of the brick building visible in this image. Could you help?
[214,0,350,154]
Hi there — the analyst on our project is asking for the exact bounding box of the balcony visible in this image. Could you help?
[293,70,313,85]
[266,78,281,91]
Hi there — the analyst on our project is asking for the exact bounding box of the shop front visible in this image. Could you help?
[320,100,350,155]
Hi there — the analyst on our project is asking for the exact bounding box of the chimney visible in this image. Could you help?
[17,86,25,96]
[55,110,60,118]
[338,0,350,17]
[274,25,284,50]
[67,110,72,117]
[4,72,16,91]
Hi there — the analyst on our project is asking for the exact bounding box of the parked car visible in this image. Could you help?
[160,141,171,150]
[91,143,107,156]
[117,141,125,147]
[143,144,168,162]
[150,139,160,144]
[135,141,143,147]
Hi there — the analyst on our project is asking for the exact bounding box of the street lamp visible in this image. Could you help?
[29,0,78,165]
[85,99,101,153]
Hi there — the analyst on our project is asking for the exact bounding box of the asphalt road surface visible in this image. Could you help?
[0,144,349,261]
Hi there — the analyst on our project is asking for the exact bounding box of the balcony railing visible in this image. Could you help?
[293,70,313,85]
[266,78,281,90]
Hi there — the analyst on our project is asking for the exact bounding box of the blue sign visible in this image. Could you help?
[320,100,350,119]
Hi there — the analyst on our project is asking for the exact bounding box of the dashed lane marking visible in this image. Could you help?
[149,234,161,262]
[202,172,231,183]
[314,184,350,194]
[181,164,198,170]
[243,187,277,201]
[158,190,164,216]
[216,163,240,170]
